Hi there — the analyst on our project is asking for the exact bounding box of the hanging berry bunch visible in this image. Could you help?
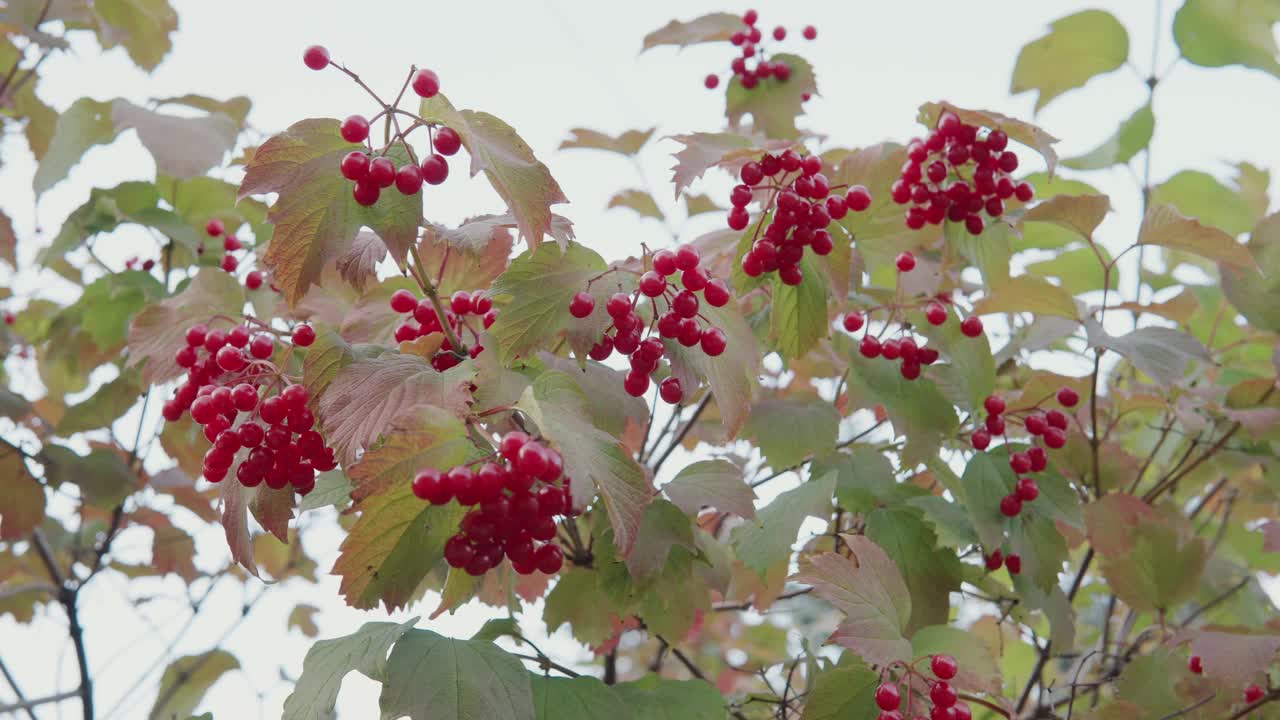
[873,654,974,720]
[731,149,872,286]
[161,320,334,494]
[703,9,817,90]
[413,431,572,577]
[389,288,497,371]
[569,245,730,403]
[893,110,1035,236]
[302,45,460,207]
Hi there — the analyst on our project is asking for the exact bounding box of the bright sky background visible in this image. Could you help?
[2,0,1279,718]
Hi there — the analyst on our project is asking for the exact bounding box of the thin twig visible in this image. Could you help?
[0,654,40,720]
[650,394,711,473]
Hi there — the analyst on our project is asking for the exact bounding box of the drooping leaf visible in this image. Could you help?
[1023,194,1112,238]
[1026,245,1117,295]
[726,53,817,140]
[153,93,252,126]
[626,499,698,582]
[281,618,419,720]
[607,189,664,220]
[287,604,320,637]
[112,100,237,179]
[1085,319,1212,388]
[334,230,388,292]
[1173,0,1280,78]
[517,371,651,554]
[34,97,121,196]
[238,119,421,303]
[317,350,474,464]
[974,275,1080,320]
[743,395,839,470]
[332,407,474,610]
[559,127,655,155]
[1086,496,1209,612]
[1151,170,1259,236]
[488,240,612,364]
[792,536,913,667]
[42,445,138,509]
[149,650,238,720]
[1063,104,1155,170]
[815,448,898,517]
[542,568,620,647]
[378,629,534,720]
[1011,10,1130,110]
[1137,203,1257,270]
[126,269,245,383]
[662,459,757,519]
[731,472,834,577]
[419,94,568,247]
[642,12,743,50]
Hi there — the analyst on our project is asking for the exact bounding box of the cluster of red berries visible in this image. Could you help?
[1187,657,1269,706]
[730,149,871,286]
[893,111,1035,236]
[389,288,495,371]
[874,654,972,720]
[162,322,332,493]
[304,45,460,207]
[413,431,570,577]
[703,10,815,91]
[569,246,729,403]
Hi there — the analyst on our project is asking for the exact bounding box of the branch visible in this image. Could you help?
[511,653,581,678]
[1222,688,1280,720]
[0,654,40,720]
[650,393,711,473]
[1155,693,1215,720]
[0,689,79,716]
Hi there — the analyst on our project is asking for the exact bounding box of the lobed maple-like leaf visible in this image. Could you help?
[1010,10,1129,111]
[731,472,834,577]
[1138,203,1257,270]
[334,230,389,292]
[559,127,655,155]
[237,118,421,305]
[281,618,419,720]
[419,94,568,248]
[726,53,818,140]
[662,459,757,519]
[792,535,913,667]
[668,131,762,199]
[379,629,534,720]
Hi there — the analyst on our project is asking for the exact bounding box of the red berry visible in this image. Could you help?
[340,115,369,143]
[960,316,983,338]
[874,683,901,711]
[395,164,423,195]
[1245,685,1266,704]
[353,179,380,206]
[245,271,264,291]
[742,9,758,24]
[859,336,881,358]
[450,290,472,315]
[672,290,699,318]
[984,395,1005,415]
[231,383,258,411]
[412,469,450,504]
[999,494,1023,517]
[801,155,822,177]
[727,207,750,230]
[778,264,803,286]
[302,45,329,70]
[1046,409,1069,430]
[986,414,1006,435]
[412,69,440,98]
[653,249,678,276]
[773,26,786,40]
[1015,182,1035,203]
[703,279,731,307]
[205,218,224,237]
[802,25,817,40]
[421,154,449,185]
[971,429,991,450]
[292,325,316,346]
[1043,427,1067,449]
[390,289,417,314]
[896,252,916,272]
[964,214,985,235]
[659,377,683,404]
[606,293,632,319]
[1006,554,1022,575]
[842,313,864,332]
[704,74,720,90]
[639,271,666,297]
[931,654,958,680]
[985,550,1003,570]
[1057,387,1080,407]
[220,254,238,273]
[845,185,872,212]
[1188,656,1203,674]
[930,681,957,708]
[368,156,395,188]
[740,162,764,186]
[683,267,710,292]
[569,291,595,318]
[535,543,564,574]
[434,126,462,156]
[1009,452,1031,474]
[925,302,947,326]
[1028,446,1048,472]
[516,443,550,478]
[1016,477,1040,502]
[700,327,727,356]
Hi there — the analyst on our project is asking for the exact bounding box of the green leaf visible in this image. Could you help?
[917,306,996,413]
[560,127,655,155]
[1010,513,1069,593]
[317,350,474,464]
[1026,245,1117,295]
[420,93,568,247]
[1023,194,1112,238]
[726,53,816,140]
[744,395,839,470]
[947,217,1012,285]
[1011,9,1130,110]
[813,448,896,516]
[973,275,1080,321]
[800,660,879,720]
[518,371,651,554]
[379,629,534,720]
[539,354,650,438]
[111,100,238,179]
[662,459,757,519]
[543,568,619,646]
[282,618,419,720]
[126,269,246,384]
[1222,214,1280,331]
[910,626,1003,695]
[1063,103,1154,170]
[304,472,353,513]
[57,369,142,434]
[959,452,1016,551]
[42,445,137,509]
[92,0,177,71]
[1173,0,1280,78]
[611,676,726,720]
[792,536,913,667]
[238,119,420,304]
[531,676,632,720]
[731,472,834,577]
[607,189,664,220]
[907,496,980,549]
[664,299,760,439]
[1151,170,1258,236]
[866,508,962,632]
[149,650,238,720]
[642,12,744,50]
[626,499,698,582]
[333,407,474,610]
[0,452,42,541]
[287,604,320,637]
[1085,319,1211,388]
[1138,203,1257,269]
[154,93,252,126]
[489,241,612,364]
[1086,496,1209,612]
[769,253,829,359]
[34,98,118,196]
[1113,649,1187,718]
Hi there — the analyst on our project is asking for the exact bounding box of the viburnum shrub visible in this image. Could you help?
[2,5,1279,720]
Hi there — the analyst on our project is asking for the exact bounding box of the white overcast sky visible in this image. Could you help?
[2,1,1279,718]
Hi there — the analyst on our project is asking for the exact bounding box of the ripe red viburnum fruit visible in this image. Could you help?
[303,45,330,70]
